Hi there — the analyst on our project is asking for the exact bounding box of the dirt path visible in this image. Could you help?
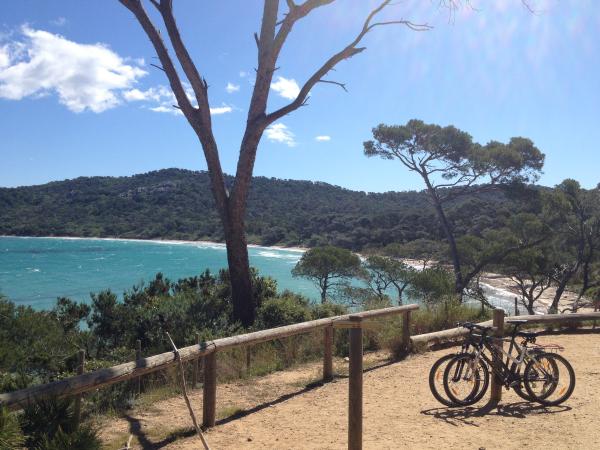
[102,332,600,450]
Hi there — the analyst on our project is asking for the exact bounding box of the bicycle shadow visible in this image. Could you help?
[421,401,571,427]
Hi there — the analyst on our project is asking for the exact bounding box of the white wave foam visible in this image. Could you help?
[257,250,301,260]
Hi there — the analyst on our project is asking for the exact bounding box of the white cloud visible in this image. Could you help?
[239,70,248,78]
[0,46,9,69]
[265,123,296,147]
[225,82,240,93]
[149,105,176,114]
[125,85,232,116]
[210,104,233,115]
[315,135,331,142]
[50,17,67,27]
[123,85,172,103]
[270,76,300,100]
[0,26,146,113]
[123,88,149,102]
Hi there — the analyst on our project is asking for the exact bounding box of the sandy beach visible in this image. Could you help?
[0,234,308,253]
[480,272,594,314]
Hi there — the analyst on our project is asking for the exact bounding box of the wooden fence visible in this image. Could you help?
[410,311,600,349]
[2,306,599,450]
[0,304,418,421]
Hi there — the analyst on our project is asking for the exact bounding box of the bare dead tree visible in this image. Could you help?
[118,0,430,325]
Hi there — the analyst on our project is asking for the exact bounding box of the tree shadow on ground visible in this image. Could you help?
[421,401,571,427]
[120,380,326,449]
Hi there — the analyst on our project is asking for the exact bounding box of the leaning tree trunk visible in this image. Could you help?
[422,175,464,297]
[549,276,571,314]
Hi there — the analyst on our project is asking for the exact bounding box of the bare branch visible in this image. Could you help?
[155,0,212,125]
[265,0,431,124]
[318,79,347,92]
[117,0,194,117]
[367,20,432,33]
[118,0,230,220]
[150,63,166,72]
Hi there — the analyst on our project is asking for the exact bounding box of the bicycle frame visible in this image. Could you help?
[454,329,548,388]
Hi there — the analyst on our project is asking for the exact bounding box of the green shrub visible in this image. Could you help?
[311,302,347,319]
[37,424,101,450]
[256,293,312,328]
[0,407,24,450]
[18,398,101,449]
[21,398,75,448]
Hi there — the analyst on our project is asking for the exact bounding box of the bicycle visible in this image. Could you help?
[429,320,575,407]
[442,320,575,407]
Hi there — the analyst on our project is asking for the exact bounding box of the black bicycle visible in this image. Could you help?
[430,320,575,407]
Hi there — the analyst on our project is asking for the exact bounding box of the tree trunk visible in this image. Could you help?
[525,297,535,315]
[549,276,570,314]
[224,223,255,327]
[393,282,408,306]
[320,276,329,304]
[421,174,464,296]
[575,251,593,311]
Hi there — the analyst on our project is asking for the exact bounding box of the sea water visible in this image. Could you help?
[0,236,521,312]
[0,236,313,309]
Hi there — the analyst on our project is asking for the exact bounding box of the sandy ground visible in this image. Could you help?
[101,332,600,450]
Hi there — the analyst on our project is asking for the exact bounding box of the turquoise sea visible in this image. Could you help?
[0,236,315,309]
[0,236,521,312]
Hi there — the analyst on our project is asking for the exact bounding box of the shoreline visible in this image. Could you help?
[479,272,594,314]
[0,235,308,253]
[2,235,592,314]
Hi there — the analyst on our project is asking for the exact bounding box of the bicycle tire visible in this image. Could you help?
[443,353,490,407]
[523,352,575,406]
[429,353,459,407]
[513,375,535,402]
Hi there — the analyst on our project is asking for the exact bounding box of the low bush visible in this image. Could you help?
[0,407,24,450]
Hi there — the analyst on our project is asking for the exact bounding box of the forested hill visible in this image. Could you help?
[0,168,520,250]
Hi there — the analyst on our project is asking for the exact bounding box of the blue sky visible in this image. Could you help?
[0,0,598,192]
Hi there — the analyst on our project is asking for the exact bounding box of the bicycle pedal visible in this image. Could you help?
[508,380,521,388]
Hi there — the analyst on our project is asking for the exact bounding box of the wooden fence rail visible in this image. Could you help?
[0,304,418,411]
[410,312,600,349]
[2,306,598,450]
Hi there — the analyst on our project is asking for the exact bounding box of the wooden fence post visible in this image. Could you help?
[490,308,505,405]
[74,349,85,428]
[135,339,142,395]
[402,310,411,352]
[348,315,363,450]
[192,333,200,389]
[514,298,519,316]
[202,351,217,428]
[323,325,334,382]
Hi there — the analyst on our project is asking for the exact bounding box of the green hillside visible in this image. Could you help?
[0,168,521,250]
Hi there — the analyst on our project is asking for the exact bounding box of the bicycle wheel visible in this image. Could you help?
[511,370,536,402]
[429,353,459,407]
[523,353,575,406]
[443,354,490,406]
[512,372,535,402]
